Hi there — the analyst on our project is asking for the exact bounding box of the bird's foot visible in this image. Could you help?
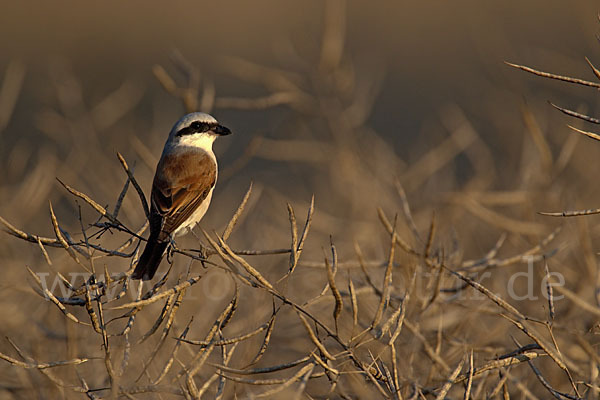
[197,243,210,269]
[190,228,210,268]
[166,237,178,264]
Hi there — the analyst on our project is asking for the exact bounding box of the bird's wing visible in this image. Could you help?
[150,150,217,240]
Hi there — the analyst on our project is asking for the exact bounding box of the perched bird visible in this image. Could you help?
[132,112,231,280]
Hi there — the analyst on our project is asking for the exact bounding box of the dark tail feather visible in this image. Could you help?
[132,239,169,281]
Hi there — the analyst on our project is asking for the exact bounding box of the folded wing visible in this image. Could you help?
[151,150,217,241]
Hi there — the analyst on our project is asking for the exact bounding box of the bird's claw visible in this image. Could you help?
[197,243,209,269]
[166,236,177,264]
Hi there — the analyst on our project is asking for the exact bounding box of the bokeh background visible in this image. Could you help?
[1,0,600,398]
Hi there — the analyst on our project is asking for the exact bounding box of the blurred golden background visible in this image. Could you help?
[1,0,599,226]
[1,0,600,398]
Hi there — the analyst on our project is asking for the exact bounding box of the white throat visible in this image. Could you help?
[168,133,217,157]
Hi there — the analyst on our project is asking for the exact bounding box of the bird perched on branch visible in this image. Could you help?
[132,112,231,280]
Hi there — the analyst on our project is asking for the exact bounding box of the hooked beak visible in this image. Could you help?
[213,124,232,136]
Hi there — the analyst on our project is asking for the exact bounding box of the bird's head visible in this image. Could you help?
[169,112,232,146]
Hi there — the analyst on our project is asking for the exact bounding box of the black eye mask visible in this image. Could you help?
[176,121,215,136]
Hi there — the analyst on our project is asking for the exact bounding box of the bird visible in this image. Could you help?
[132,112,231,280]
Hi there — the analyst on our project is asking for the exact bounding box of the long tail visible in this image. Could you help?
[132,237,169,281]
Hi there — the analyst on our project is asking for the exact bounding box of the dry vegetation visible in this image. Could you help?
[2,2,600,399]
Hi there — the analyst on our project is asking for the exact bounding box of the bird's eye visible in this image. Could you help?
[190,121,201,130]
